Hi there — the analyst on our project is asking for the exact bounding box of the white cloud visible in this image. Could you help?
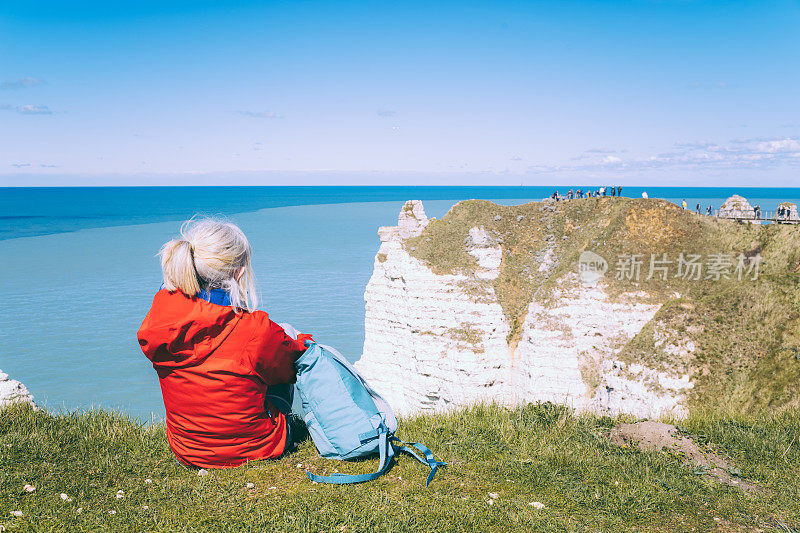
[376,109,396,117]
[756,138,800,153]
[533,136,800,177]
[17,104,53,115]
[236,110,283,119]
[0,77,45,90]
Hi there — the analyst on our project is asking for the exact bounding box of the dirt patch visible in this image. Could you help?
[608,421,760,494]
[623,203,688,246]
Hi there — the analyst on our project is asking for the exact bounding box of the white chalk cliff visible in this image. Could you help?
[355,200,693,419]
[0,369,35,409]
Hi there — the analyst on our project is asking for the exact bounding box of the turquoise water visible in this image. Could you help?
[1,186,799,419]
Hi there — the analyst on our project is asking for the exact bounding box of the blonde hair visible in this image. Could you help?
[159,217,258,313]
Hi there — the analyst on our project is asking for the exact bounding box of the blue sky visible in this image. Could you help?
[1,0,799,185]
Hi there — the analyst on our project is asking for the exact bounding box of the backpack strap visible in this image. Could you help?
[304,431,447,486]
[306,428,394,485]
[390,436,447,487]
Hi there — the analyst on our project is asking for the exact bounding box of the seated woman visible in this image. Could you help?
[137,218,311,468]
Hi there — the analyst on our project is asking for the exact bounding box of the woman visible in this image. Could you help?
[137,218,312,468]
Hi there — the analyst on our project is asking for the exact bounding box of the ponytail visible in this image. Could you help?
[159,238,202,298]
[158,217,258,313]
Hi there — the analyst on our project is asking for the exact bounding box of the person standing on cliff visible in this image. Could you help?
[137,218,312,469]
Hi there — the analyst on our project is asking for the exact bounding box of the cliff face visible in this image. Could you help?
[356,198,800,418]
[0,369,35,410]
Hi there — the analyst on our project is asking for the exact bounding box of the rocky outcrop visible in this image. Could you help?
[0,370,35,409]
[356,201,692,419]
[717,195,755,219]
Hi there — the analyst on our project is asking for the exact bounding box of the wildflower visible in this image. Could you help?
[246,483,255,489]
[60,493,73,502]
[144,479,153,484]
[109,510,116,515]
[23,484,36,493]
[268,486,276,490]
[487,499,494,506]
[296,463,303,469]
[488,492,498,499]
[116,490,124,499]
[143,505,149,510]
[529,501,546,509]
[198,469,208,477]
[77,508,83,513]
[10,510,23,517]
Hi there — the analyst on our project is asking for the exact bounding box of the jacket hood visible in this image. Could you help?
[138,289,241,369]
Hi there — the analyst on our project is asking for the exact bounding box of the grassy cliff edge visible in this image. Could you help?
[2,403,799,532]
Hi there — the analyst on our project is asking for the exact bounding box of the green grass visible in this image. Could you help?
[2,403,799,532]
[404,197,800,412]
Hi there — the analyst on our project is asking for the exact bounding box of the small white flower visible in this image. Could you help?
[23,484,36,493]
[144,479,153,484]
[614,481,619,486]
[197,469,208,477]
[268,486,276,490]
[77,508,83,513]
[246,482,254,489]
[296,463,303,469]
[143,505,149,510]
[108,510,116,515]
[115,490,124,499]
[594,493,600,499]
[487,492,499,499]
[10,510,23,517]
[60,493,72,502]
[487,499,494,506]
[529,501,546,509]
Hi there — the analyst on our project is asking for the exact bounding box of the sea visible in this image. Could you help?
[1,186,799,420]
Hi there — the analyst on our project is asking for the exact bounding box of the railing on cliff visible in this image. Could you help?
[711,209,800,224]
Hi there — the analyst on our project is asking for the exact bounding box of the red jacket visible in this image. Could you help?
[137,289,310,468]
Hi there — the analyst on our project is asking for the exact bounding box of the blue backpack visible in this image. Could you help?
[292,341,445,485]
